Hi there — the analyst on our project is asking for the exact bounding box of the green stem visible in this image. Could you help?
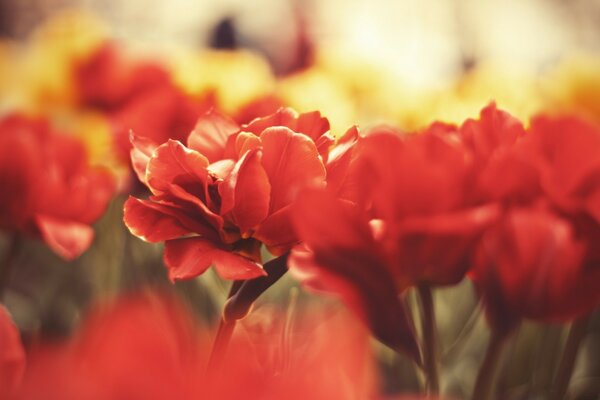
[471,329,506,400]
[418,285,439,394]
[550,316,590,400]
[0,235,21,301]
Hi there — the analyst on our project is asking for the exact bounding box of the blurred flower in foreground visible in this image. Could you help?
[15,291,375,400]
[0,114,115,259]
[124,108,334,281]
[0,306,25,399]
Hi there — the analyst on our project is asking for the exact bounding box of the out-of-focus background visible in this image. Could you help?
[2,0,600,81]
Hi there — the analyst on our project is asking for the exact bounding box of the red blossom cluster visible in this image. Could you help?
[124,103,600,363]
[1,98,599,398]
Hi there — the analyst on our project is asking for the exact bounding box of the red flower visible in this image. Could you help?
[0,115,115,259]
[15,291,376,400]
[124,108,334,281]
[0,306,25,398]
[16,291,207,400]
[465,112,600,332]
[290,125,498,360]
[523,115,600,221]
[471,206,599,335]
[75,43,213,163]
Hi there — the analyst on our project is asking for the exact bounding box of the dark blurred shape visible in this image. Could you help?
[209,17,237,50]
[0,0,13,37]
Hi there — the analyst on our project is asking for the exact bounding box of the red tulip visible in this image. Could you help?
[290,125,499,361]
[0,306,25,399]
[0,115,115,259]
[124,108,334,281]
[471,206,599,335]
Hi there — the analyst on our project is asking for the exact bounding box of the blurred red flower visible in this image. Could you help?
[15,291,375,400]
[0,306,25,399]
[0,115,115,259]
[124,108,334,281]
[465,111,600,332]
[471,206,599,335]
[75,43,213,162]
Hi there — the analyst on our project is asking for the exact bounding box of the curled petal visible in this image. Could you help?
[261,127,326,213]
[164,237,266,281]
[219,149,271,235]
[245,108,330,143]
[124,196,214,243]
[326,126,360,195]
[35,215,94,260]
[130,131,159,184]
[146,139,209,194]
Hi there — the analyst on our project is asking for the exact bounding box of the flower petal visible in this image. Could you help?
[130,131,159,184]
[124,196,214,242]
[253,205,297,254]
[35,215,94,260]
[187,110,240,163]
[146,139,209,194]
[164,237,265,281]
[219,149,271,235]
[291,189,421,363]
[260,127,326,213]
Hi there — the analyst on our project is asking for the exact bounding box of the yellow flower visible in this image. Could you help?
[170,49,275,115]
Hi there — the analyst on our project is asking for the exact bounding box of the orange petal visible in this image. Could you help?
[164,237,265,281]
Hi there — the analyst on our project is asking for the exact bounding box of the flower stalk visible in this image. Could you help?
[418,285,439,394]
[550,316,590,400]
[471,329,506,400]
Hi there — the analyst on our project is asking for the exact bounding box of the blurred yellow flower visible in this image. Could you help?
[171,49,275,115]
[543,55,600,123]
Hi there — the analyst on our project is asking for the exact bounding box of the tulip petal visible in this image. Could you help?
[219,149,271,234]
[253,205,297,253]
[260,127,326,213]
[146,139,209,194]
[35,215,94,260]
[187,110,240,163]
[124,196,215,242]
[130,131,159,184]
[291,189,421,363]
[164,237,265,281]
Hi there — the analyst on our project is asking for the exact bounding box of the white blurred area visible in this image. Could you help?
[2,0,600,88]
